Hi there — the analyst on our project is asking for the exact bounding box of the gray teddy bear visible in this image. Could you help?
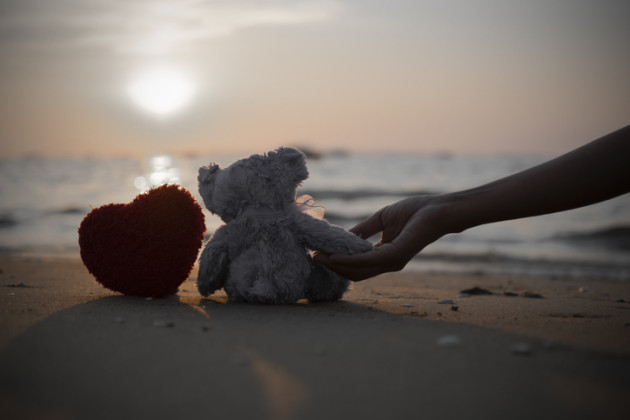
[196,147,372,304]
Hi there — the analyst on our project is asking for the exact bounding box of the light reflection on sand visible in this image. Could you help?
[238,347,308,420]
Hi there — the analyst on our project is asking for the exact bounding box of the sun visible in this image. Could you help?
[127,67,196,117]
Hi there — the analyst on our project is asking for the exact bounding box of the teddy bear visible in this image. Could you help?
[196,147,372,304]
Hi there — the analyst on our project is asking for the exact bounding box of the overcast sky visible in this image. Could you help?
[1,0,629,156]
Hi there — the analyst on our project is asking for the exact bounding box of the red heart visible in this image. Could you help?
[78,185,206,297]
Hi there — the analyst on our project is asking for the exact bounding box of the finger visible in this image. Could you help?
[313,251,378,280]
[380,224,404,244]
[327,265,383,281]
[349,210,384,239]
[323,245,409,278]
[326,244,399,266]
[316,256,386,281]
[387,213,442,256]
[313,251,375,272]
[311,251,328,265]
[325,250,384,266]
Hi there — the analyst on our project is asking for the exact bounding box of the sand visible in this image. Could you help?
[1,255,629,420]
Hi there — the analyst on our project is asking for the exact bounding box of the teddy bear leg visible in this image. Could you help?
[305,263,350,302]
[243,268,305,304]
[248,270,306,304]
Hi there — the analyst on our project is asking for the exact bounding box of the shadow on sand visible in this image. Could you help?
[1,294,629,420]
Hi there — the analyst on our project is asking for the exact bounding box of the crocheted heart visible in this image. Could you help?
[79,185,206,297]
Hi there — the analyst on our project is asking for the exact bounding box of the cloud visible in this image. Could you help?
[0,0,344,55]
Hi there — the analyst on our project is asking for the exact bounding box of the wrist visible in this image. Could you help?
[433,188,488,234]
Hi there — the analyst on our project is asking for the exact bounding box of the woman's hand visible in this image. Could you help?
[313,195,456,281]
[315,126,630,281]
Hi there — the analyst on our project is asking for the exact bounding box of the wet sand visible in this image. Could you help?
[1,255,629,420]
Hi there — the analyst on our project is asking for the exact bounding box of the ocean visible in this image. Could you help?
[1,151,629,280]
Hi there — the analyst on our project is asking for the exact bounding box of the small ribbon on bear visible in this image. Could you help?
[296,195,325,220]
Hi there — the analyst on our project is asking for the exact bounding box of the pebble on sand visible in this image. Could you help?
[437,334,462,347]
[511,343,532,355]
[460,287,492,295]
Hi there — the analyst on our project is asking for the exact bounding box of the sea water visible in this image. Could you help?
[1,151,629,280]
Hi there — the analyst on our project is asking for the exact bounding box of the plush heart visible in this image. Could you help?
[79,185,206,297]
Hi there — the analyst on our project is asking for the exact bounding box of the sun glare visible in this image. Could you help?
[127,67,196,117]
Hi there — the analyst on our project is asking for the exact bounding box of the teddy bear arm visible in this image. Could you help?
[197,227,230,297]
[293,213,372,255]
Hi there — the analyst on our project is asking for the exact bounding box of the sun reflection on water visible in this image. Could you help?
[134,154,181,192]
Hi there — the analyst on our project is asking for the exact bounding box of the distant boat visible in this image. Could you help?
[293,146,323,160]
[293,146,349,160]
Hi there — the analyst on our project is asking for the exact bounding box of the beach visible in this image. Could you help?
[3,152,630,282]
[1,255,629,420]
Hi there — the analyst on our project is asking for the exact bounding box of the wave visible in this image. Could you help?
[410,251,630,280]
[298,188,440,200]
[551,225,630,250]
[414,251,626,267]
[46,207,89,216]
[0,207,89,229]
[324,212,370,225]
[0,215,17,228]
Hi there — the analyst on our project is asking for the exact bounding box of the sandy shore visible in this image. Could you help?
[1,255,629,420]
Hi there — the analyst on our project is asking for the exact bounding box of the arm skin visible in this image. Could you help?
[313,125,630,281]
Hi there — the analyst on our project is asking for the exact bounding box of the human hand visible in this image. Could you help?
[313,195,454,280]
[316,126,630,281]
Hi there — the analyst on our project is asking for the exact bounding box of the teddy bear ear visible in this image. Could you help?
[274,147,308,184]
[198,163,220,185]
[198,163,220,211]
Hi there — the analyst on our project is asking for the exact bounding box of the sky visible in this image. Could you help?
[0,0,629,157]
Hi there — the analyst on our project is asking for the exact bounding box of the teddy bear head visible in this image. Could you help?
[198,147,309,222]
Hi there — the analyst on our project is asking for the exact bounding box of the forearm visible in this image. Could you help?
[446,125,630,232]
